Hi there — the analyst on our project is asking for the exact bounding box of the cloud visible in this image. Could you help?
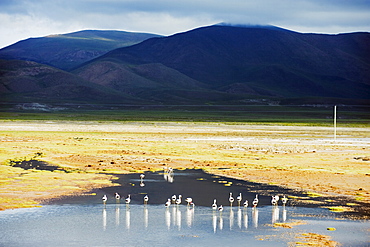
[0,0,369,48]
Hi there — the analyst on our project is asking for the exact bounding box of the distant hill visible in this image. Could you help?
[0,59,145,104]
[0,30,161,70]
[1,25,369,105]
[73,25,370,104]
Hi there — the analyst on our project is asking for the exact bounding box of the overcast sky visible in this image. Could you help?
[1,0,370,48]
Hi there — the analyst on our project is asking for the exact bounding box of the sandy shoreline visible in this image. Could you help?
[0,120,369,218]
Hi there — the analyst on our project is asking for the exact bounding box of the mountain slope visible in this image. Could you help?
[0,30,161,70]
[78,25,369,102]
[0,59,145,104]
[1,25,369,105]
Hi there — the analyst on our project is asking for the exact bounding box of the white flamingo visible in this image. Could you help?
[212,199,217,210]
[102,194,107,203]
[281,195,288,206]
[271,196,277,206]
[218,205,224,215]
[140,174,145,180]
[243,199,248,208]
[185,197,192,206]
[229,192,234,207]
[165,198,171,207]
[171,195,177,204]
[237,193,242,207]
[176,195,182,205]
[144,194,149,204]
[252,194,259,207]
[115,193,120,200]
[125,194,131,204]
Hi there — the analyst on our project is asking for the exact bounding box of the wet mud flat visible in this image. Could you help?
[8,159,67,172]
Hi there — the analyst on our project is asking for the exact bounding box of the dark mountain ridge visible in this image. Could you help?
[1,25,369,105]
[0,30,161,70]
[75,25,370,102]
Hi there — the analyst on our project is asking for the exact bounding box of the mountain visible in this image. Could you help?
[1,25,370,105]
[0,59,145,104]
[75,25,370,104]
[0,30,161,70]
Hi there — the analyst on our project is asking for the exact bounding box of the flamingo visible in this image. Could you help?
[218,205,224,215]
[185,197,192,206]
[140,174,145,180]
[229,192,234,207]
[144,194,149,204]
[212,199,217,210]
[102,194,107,203]
[171,195,177,204]
[237,193,242,207]
[125,194,131,204]
[273,195,279,203]
[243,200,248,208]
[252,194,259,207]
[165,198,171,207]
[281,195,288,206]
[176,195,182,205]
[271,196,277,206]
[115,193,121,200]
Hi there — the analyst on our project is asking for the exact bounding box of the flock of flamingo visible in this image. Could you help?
[101,172,288,213]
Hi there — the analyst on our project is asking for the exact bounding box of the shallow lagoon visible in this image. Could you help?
[1,169,369,246]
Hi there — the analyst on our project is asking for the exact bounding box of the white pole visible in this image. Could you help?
[334,105,337,141]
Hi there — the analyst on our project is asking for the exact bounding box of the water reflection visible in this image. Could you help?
[2,203,369,247]
[102,208,107,231]
[237,208,242,229]
[212,212,217,233]
[99,202,295,234]
[186,207,194,227]
[176,207,182,230]
[282,207,287,222]
[144,207,148,228]
[229,208,234,230]
[116,203,286,232]
[165,208,171,229]
[163,171,174,183]
[272,206,279,224]
[126,207,130,230]
[252,208,259,228]
[115,206,120,226]
[244,210,248,229]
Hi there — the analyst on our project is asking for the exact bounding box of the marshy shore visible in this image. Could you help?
[0,120,369,218]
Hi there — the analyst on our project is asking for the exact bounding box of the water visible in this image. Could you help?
[0,169,369,246]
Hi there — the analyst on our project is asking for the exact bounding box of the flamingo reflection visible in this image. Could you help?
[126,207,130,230]
[144,207,148,228]
[115,206,120,226]
[282,208,287,222]
[102,207,107,231]
[165,208,171,229]
[243,210,248,229]
[272,206,280,224]
[186,206,194,227]
[219,214,223,230]
[252,208,259,228]
[212,212,217,233]
[229,207,234,230]
[237,208,242,229]
[176,207,182,230]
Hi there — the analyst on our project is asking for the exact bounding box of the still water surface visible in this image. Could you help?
[0,169,369,246]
